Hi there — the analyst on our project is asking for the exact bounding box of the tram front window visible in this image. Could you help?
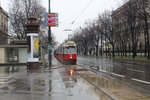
[65,47,76,54]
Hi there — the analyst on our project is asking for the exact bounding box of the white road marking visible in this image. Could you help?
[100,70,107,73]
[131,78,150,85]
[111,73,125,78]
[126,68,144,73]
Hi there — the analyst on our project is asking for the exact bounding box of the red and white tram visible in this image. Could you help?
[54,41,77,64]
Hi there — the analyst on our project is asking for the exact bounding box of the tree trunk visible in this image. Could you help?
[96,45,99,57]
[145,16,150,59]
[100,34,103,56]
[144,32,147,57]
[112,44,115,57]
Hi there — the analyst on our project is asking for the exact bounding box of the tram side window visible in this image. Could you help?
[64,47,76,53]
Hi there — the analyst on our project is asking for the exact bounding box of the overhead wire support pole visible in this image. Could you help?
[48,0,52,67]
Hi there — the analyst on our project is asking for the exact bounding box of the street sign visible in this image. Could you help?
[48,23,58,27]
[48,13,58,17]
[45,17,57,22]
[48,18,57,21]
[44,21,48,27]
[48,44,51,50]
[44,12,58,27]
[44,12,48,16]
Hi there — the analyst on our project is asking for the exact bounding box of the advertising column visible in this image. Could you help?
[25,18,40,69]
[27,33,39,69]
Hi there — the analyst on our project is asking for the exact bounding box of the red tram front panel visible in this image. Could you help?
[63,54,77,63]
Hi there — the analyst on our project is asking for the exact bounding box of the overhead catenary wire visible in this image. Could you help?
[70,0,95,25]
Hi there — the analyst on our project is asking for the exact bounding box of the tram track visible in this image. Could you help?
[62,64,116,100]
[77,60,150,97]
[77,64,150,96]
[60,64,150,100]
[53,58,113,99]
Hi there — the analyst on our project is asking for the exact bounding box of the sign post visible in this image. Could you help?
[48,0,52,67]
[45,0,58,67]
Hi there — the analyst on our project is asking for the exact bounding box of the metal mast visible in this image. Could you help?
[48,0,52,66]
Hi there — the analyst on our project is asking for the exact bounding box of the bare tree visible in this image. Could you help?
[9,0,46,39]
[80,28,90,55]
[71,28,85,55]
[71,0,149,60]
[124,0,141,59]
[84,21,100,56]
[136,0,150,59]
[98,11,116,57]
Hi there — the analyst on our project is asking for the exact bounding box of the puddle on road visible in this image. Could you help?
[58,66,112,100]
[78,71,150,100]
[0,66,26,85]
[0,66,56,100]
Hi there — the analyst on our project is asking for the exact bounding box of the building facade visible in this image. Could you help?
[0,7,9,45]
[112,0,150,54]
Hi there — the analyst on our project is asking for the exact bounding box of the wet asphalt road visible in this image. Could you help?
[77,56,150,82]
[0,56,149,100]
[77,56,150,96]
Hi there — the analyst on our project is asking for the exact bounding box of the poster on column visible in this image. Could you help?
[33,36,39,58]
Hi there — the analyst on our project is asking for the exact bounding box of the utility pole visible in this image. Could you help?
[48,0,52,66]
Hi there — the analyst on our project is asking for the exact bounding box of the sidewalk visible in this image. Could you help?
[0,58,67,100]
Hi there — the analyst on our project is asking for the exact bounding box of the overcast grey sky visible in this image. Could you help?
[1,0,123,43]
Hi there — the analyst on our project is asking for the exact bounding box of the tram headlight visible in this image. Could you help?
[70,70,74,76]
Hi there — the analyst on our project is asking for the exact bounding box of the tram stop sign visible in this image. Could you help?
[44,12,58,27]
[48,44,51,50]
